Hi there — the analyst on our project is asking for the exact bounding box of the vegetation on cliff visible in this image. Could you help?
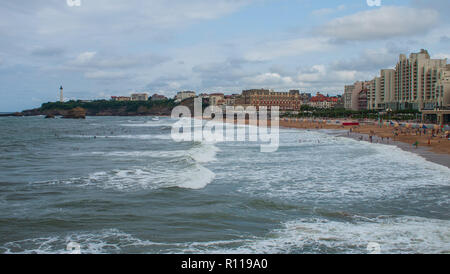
[31,99,179,116]
[41,99,176,112]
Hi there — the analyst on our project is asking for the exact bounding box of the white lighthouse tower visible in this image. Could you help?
[60,86,64,102]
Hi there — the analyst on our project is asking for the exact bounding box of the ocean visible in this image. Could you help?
[0,116,449,254]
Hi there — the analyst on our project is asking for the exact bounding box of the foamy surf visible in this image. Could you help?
[4,216,447,254]
[0,229,155,254]
[225,216,450,254]
[55,162,216,191]
[72,142,221,163]
[2,116,449,255]
[64,134,172,140]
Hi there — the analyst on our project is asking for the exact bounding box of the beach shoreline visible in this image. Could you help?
[329,128,450,169]
[279,120,450,168]
[223,117,450,168]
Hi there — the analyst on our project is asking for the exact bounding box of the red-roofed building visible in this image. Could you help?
[308,93,340,108]
[209,93,225,106]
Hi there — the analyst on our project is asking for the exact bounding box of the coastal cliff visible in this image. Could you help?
[20,99,181,117]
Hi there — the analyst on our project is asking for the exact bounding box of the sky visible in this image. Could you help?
[0,0,449,111]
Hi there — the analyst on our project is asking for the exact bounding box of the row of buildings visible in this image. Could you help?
[111,93,168,102]
[344,49,450,112]
[111,90,343,111]
[177,89,342,111]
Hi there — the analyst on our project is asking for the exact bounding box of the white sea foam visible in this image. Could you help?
[230,216,450,254]
[74,142,221,164]
[188,143,221,163]
[0,229,156,254]
[65,134,172,140]
[120,122,174,128]
[231,129,450,202]
[78,162,216,191]
[170,216,450,254]
[2,216,448,254]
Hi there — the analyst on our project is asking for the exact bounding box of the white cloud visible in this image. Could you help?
[245,37,333,61]
[296,65,357,83]
[331,47,402,72]
[312,5,345,16]
[243,72,294,86]
[73,51,96,65]
[318,6,439,41]
[433,53,450,60]
[26,0,256,37]
[84,70,127,79]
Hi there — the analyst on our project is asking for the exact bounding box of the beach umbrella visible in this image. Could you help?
[422,125,428,129]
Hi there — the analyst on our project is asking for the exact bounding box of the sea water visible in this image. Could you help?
[0,116,449,254]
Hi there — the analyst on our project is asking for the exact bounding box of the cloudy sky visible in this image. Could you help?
[0,0,449,111]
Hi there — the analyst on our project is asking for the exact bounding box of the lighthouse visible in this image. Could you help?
[60,86,64,102]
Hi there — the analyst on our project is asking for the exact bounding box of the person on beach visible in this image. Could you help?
[413,141,419,149]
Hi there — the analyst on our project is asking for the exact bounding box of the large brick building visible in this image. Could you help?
[241,89,302,110]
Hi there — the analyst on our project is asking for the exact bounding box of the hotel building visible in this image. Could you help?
[347,49,450,112]
[241,89,302,111]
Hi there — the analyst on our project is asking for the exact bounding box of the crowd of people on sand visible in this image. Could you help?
[346,127,392,144]
[345,122,449,149]
[283,118,449,152]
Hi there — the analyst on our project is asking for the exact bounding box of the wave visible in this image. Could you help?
[225,216,450,254]
[4,216,447,254]
[0,229,154,254]
[46,161,215,191]
[65,134,172,140]
[188,143,221,163]
[169,216,450,254]
[73,142,221,164]
[120,122,174,128]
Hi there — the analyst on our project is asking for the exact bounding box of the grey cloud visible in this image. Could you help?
[317,6,439,41]
[440,36,450,43]
[330,46,406,72]
[192,58,259,88]
[31,47,65,57]
[412,0,450,14]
